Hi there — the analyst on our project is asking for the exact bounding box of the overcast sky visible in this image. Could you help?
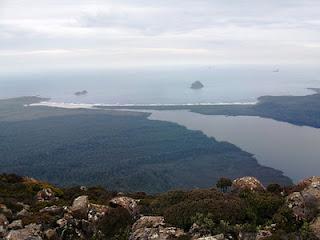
[1,0,320,71]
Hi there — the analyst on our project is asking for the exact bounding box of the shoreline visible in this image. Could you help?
[28,100,258,109]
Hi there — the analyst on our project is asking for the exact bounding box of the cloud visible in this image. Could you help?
[0,0,320,71]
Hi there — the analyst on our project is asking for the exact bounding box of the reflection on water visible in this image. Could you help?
[148,110,320,182]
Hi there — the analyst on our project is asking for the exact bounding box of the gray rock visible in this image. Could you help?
[16,203,30,211]
[70,196,89,219]
[110,196,138,217]
[44,228,58,240]
[39,205,63,215]
[193,234,225,240]
[232,177,265,192]
[16,209,30,218]
[256,230,272,239]
[0,213,9,237]
[287,178,320,221]
[0,204,13,218]
[36,188,56,202]
[88,203,109,223]
[8,220,23,230]
[130,216,185,240]
[310,216,320,239]
[56,218,68,228]
[5,223,42,240]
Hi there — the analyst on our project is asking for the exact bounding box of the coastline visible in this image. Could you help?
[28,100,258,109]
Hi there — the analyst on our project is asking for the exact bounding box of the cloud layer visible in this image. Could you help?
[1,0,320,71]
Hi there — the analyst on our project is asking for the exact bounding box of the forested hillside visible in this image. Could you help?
[0,97,291,193]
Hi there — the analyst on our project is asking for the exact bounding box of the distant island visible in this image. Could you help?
[74,90,88,96]
[190,81,204,89]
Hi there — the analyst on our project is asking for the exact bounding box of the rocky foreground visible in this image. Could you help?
[1,174,320,240]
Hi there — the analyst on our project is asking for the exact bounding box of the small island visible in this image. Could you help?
[190,81,204,89]
[74,90,88,96]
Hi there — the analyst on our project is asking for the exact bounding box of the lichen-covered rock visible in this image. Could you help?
[44,228,58,240]
[130,216,185,240]
[256,230,272,239]
[0,204,13,219]
[0,213,9,237]
[57,218,93,240]
[56,218,68,228]
[310,216,320,239]
[8,220,23,230]
[193,234,225,240]
[287,178,320,220]
[287,192,307,220]
[189,223,212,238]
[70,195,89,219]
[232,177,265,192]
[36,188,56,202]
[297,176,320,189]
[0,213,9,226]
[16,202,30,211]
[39,205,63,215]
[16,209,31,218]
[110,196,138,217]
[5,223,42,240]
[238,232,256,240]
[88,203,109,223]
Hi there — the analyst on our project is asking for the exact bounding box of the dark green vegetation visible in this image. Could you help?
[0,97,291,193]
[216,177,233,192]
[0,174,317,239]
[102,88,320,128]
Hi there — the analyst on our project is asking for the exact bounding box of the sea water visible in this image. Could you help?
[0,65,319,105]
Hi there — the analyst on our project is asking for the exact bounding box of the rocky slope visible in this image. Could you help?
[1,174,320,240]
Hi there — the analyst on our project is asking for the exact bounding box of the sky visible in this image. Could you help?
[1,0,320,72]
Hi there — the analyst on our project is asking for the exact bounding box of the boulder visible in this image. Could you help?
[5,223,42,240]
[16,209,30,218]
[56,218,68,228]
[130,216,185,240]
[297,176,320,189]
[310,216,320,239]
[39,205,63,215]
[0,204,13,218]
[44,228,59,240]
[8,220,23,230]
[16,203,30,211]
[0,213,9,226]
[36,188,56,202]
[287,192,307,220]
[256,230,272,239]
[70,195,89,219]
[0,213,9,237]
[193,234,225,240]
[189,223,211,238]
[132,216,165,231]
[109,196,138,217]
[287,178,320,220]
[88,203,109,223]
[238,232,256,240]
[232,177,265,192]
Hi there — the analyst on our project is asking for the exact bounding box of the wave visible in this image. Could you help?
[28,101,257,109]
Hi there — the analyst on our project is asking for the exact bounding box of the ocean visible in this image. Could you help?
[0,65,319,105]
